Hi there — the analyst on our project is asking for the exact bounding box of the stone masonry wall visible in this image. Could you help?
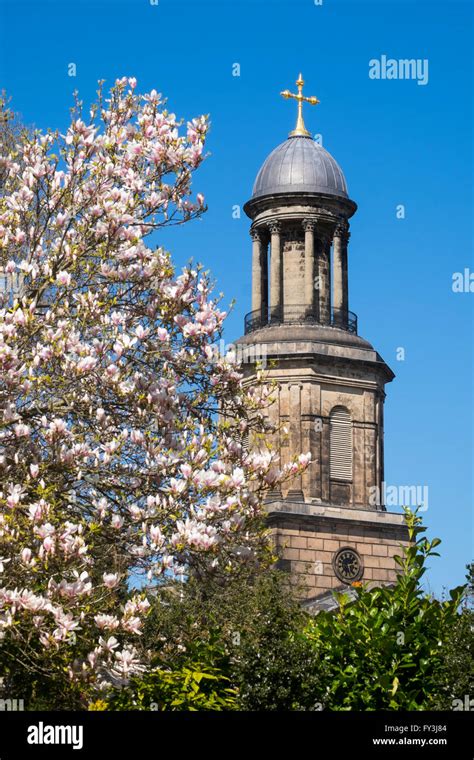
[269,517,407,599]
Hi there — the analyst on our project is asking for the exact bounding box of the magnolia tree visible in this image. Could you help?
[0,79,309,705]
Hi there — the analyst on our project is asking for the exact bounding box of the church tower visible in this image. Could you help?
[236,75,409,609]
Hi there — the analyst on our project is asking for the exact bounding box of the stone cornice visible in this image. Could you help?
[243,191,357,221]
[265,500,409,535]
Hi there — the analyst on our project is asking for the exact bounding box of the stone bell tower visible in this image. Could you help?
[236,75,408,609]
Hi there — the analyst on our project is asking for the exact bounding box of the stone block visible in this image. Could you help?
[364,556,380,568]
[307,537,325,550]
[290,536,307,549]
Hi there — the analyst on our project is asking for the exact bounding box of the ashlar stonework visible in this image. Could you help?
[236,77,409,608]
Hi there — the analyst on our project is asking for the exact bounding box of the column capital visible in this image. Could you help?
[334,220,350,242]
[268,220,281,235]
[250,226,264,242]
[302,218,316,233]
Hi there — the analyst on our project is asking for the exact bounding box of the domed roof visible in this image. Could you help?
[252,135,348,200]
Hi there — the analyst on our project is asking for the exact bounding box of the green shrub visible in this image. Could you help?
[304,508,466,710]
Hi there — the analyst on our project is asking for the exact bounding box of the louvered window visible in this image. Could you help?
[330,407,352,481]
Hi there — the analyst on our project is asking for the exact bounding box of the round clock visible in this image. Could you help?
[333,547,363,583]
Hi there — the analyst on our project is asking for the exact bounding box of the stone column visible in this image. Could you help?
[0,270,24,299]
[286,382,304,501]
[318,236,331,325]
[301,383,313,501]
[321,416,331,502]
[306,382,323,502]
[378,393,385,507]
[332,222,349,328]
[265,384,282,500]
[365,423,377,508]
[269,221,282,322]
[251,227,263,317]
[303,219,316,317]
[261,232,268,321]
[353,422,365,507]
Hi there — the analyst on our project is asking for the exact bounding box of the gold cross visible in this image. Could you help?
[280,73,320,137]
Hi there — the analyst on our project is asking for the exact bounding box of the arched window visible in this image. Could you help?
[330,406,352,481]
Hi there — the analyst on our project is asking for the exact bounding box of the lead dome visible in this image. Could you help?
[251,134,348,200]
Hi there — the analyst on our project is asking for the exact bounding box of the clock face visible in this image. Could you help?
[333,548,363,583]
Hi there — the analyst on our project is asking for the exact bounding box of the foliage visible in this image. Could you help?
[0,79,466,712]
[429,564,474,709]
[129,512,470,712]
[0,79,309,705]
[141,569,321,711]
[103,637,237,711]
[304,508,466,710]
[227,572,322,710]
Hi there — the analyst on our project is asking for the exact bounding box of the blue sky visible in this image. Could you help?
[0,0,472,595]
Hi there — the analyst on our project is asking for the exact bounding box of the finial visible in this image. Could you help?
[280,73,320,137]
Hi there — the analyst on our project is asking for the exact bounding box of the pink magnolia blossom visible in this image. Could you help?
[94,614,120,630]
[55,270,71,287]
[14,423,30,438]
[103,573,119,589]
[0,77,309,697]
[21,547,32,564]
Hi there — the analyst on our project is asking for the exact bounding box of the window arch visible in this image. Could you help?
[330,406,352,481]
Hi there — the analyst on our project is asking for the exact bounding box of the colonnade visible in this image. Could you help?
[250,219,350,328]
